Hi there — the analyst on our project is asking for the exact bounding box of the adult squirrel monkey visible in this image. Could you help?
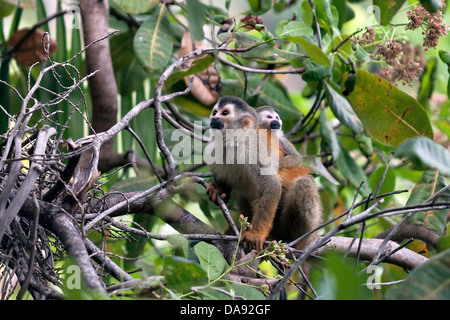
[256,106,322,249]
[205,96,282,251]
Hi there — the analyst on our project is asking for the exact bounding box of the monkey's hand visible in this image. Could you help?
[206,182,229,204]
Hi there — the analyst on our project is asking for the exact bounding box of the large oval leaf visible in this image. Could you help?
[335,140,371,197]
[386,249,450,300]
[163,256,208,293]
[133,5,173,71]
[325,83,363,134]
[290,36,331,66]
[346,69,433,147]
[373,0,406,25]
[194,241,228,281]
[112,0,159,14]
[279,20,314,41]
[185,0,205,41]
[396,137,450,176]
[420,0,444,13]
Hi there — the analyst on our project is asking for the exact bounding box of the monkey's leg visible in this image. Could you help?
[279,176,322,250]
[242,176,282,252]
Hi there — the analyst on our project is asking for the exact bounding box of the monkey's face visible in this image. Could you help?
[210,96,257,133]
[258,110,282,131]
[210,105,233,130]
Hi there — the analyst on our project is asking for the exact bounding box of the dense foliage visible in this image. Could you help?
[0,0,449,300]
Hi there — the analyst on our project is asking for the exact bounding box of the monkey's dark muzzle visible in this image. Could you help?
[210,118,224,129]
[270,120,281,130]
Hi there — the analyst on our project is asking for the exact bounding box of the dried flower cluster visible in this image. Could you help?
[352,26,376,45]
[373,41,424,86]
[267,240,289,264]
[239,214,252,230]
[406,0,448,51]
[240,13,265,30]
[374,40,403,65]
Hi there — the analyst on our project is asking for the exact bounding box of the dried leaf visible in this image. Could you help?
[8,28,57,66]
[178,31,219,106]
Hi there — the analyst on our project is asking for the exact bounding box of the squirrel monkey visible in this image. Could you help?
[256,106,322,249]
[205,96,282,251]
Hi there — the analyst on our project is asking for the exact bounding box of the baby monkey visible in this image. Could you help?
[256,106,322,249]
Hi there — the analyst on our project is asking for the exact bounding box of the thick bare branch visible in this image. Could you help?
[315,236,428,271]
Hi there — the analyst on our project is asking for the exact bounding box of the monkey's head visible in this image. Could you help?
[256,106,282,131]
[210,96,257,132]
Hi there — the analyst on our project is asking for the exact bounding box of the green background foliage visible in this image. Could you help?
[0,0,449,300]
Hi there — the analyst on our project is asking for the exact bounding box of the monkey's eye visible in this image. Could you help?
[212,110,217,116]
[222,110,229,116]
[267,115,272,119]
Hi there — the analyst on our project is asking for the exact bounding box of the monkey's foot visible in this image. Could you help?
[243,230,267,252]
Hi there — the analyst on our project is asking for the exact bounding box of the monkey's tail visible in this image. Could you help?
[280,175,322,250]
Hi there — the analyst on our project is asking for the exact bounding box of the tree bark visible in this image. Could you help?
[79,0,129,173]
[19,198,106,293]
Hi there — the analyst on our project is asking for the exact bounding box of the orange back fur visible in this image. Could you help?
[258,126,310,188]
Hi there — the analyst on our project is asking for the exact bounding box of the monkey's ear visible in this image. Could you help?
[241,114,256,131]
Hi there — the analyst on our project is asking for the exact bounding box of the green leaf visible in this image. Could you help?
[438,235,450,252]
[373,0,406,25]
[230,284,266,299]
[289,36,331,66]
[185,0,205,41]
[438,51,450,100]
[166,55,215,87]
[133,5,173,71]
[420,0,444,13]
[248,77,302,128]
[302,61,331,82]
[226,31,276,60]
[368,166,396,205]
[279,20,314,41]
[396,137,450,176]
[345,69,433,147]
[418,58,438,110]
[405,170,449,235]
[355,134,373,158]
[167,235,189,258]
[314,0,334,35]
[247,0,272,15]
[335,139,371,197]
[386,249,450,299]
[439,50,450,65]
[319,109,340,161]
[303,155,340,185]
[312,252,372,300]
[163,256,208,293]
[325,83,363,134]
[110,171,157,192]
[0,2,15,18]
[193,242,228,281]
[111,0,159,14]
